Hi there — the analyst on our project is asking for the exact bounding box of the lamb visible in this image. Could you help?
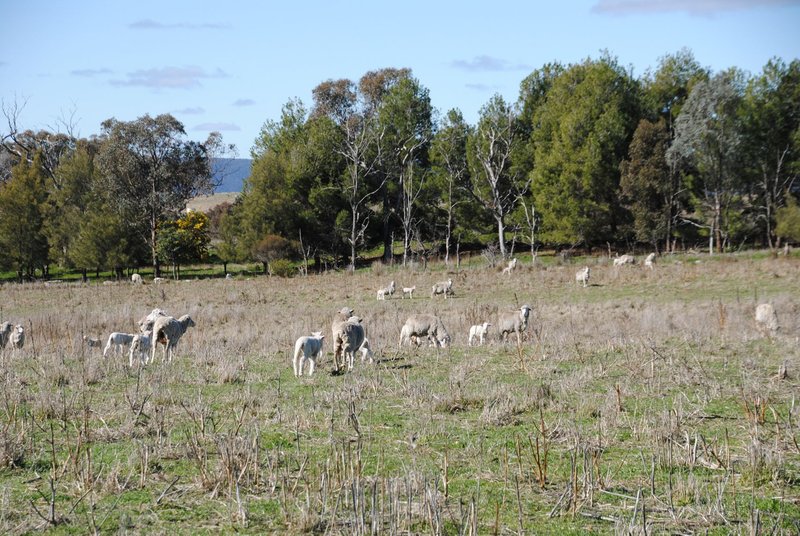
[502,258,518,275]
[10,325,25,351]
[431,278,454,299]
[755,303,779,338]
[138,308,167,333]
[103,332,136,358]
[613,254,636,266]
[575,267,590,287]
[377,280,396,300]
[293,332,325,377]
[129,331,152,367]
[399,314,450,348]
[497,305,532,345]
[0,321,12,349]
[151,314,196,363]
[468,322,492,346]
[358,338,375,363]
[402,286,416,299]
[644,253,656,269]
[131,273,143,284]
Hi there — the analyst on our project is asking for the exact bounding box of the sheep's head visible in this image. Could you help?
[520,305,532,319]
[311,331,324,339]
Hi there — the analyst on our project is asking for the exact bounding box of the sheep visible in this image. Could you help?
[129,331,152,367]
[10,325,24,351]
[359,338,375,363]
[755,303,779,338]
[402,286,416,299]
[377,280,396,300]
[339,316,369,371]
[331,307,354,372]
[131,273,143,284]
[644,253,656,269]
[468,322,492,346]
[502,258,518,275]
[153,277,167,284]
[138,308,167,333]
[151,314,196,363]
[497,305,532,345]
[293,332,325,376]
[103,332,136,358]
[399,314,450,348]
[575,267,590,287]
[613,254,636,266]
[431,278,454,299]
[0,321,12,349]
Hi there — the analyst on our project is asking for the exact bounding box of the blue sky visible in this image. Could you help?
[1,0,798,157]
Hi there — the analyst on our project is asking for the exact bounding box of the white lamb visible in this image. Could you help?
[497,305,532,345]
[377,280,396,300]
[151,314,196,363]
[0,321,12,349]
[431,278,454,299]
[613,254,636,266]
[468,322,492,346]
[402,286,416,299]
[755,303,779,338]
[103,332,136,358]
[502,258,518,275]
[399,314,450,348]
[129,331,152,367]
[293,331,325,377]
[10,325,24,351]
[644,253,656,269]
[575,267,590,287]
[131,273,143,284]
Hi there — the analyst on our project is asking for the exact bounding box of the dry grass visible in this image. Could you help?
[0,252,798,534]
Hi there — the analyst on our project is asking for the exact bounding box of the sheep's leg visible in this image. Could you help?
[308,355,316,376]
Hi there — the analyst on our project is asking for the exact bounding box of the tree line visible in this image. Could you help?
[1,50,799,280]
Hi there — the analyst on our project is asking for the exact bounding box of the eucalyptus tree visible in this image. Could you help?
[96,114,217,276]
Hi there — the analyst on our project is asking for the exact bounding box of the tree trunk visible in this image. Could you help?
[497,216,507,258]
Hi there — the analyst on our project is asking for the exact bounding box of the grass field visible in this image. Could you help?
[0,252,798,534]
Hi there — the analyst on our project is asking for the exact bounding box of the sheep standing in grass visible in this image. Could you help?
[151,314,195,363]
[502,258,518,275]
[431,278,454,299]
[293,332,325,376]
[103,332,136,358]
[131,273,143,284]
[138,309,167,333]
[468,322,492,346]
[129,331,152,367]
[358,338,375,363]
[402,286,416,299]
[575,267,590,287]
[644,253,656,269]
[331,307,354,372]
[399,314,450,348]
[613,254,636,266]
[377,281,396,300]
[755,303,779,338]
[0,322,12,349]
[10,325,24,351]
[340,316,369,371]
[497,305,532,345]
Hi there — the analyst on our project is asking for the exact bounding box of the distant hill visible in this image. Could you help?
[212,158,251,193]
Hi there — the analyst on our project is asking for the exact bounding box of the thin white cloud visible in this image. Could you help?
[451,56,530,72]
[71,68,113,77]
[232,98,255,107]
[129,18,230,30]
[110,66,228,89]
[592,0,800,15]
[192,122,241,131]
[465,83,498,91]
[174,107,205,115]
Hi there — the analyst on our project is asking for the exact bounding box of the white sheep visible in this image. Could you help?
[153,277,167,284]
[359,338,375,363]
[575,267,590,287]
[377,280,396,300]
[10,324,24,351]
[402,286,416,299]
[468,322,492,346]
[755,303,779,338]
[138,308,167,333]
[131,273,143,284]
[0,321,12,349]
[103,332,136,358]
[151,314,196,363]
[431,278,454,299]
[331,307,355,372]
[644,253,656,269]
[293,331,325,376]
[502,258,518,275]
[613,254,636,266]
[497,305,532,345]
[340,316,369,371]
[399,314,451,348]
[129,331,152,367]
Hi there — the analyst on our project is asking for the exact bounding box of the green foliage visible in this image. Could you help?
[268,258,295,277]
[775,193,800,242]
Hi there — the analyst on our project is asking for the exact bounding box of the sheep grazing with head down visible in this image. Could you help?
[131,273,143,284]
[468,322,492,346]
[575,267,590,287]
[613,254,636,267]
[10,325,25,351]
[377,280,396,300]
[293,331,325,377]
[0,322,12,349]
[150,314,195,363]
[431,278,454,299]
[399,314,451,348]
[402,286,416,299]
[497,305,532,345]
[755,303,779,338]
[644,253,656,269]
[129,331,152,367]
[103,332,136,358]
[502,258,518,275]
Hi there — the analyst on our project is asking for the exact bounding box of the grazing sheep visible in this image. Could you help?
[377,280,396,300]
[402,286,416,299]
[131,273,143,284]
[151,314,195,363]
[84,335,102,348]
[613,254,636,266]
[138,308,167,333]
[431,278,454,299]
[399,314,450,348]
[468,322,492,346]
[644,253,656,269]
[502,258,518,275]
[293,332,325,376]
[575,267,590,287]
[0,322,12,349]
[10,325,24,351]
[103,332,136,358]
[755,303,779,338]
[153,277,167,284]
[129,331,152,367]
[497,305,532,345]
[331,307,354,372]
